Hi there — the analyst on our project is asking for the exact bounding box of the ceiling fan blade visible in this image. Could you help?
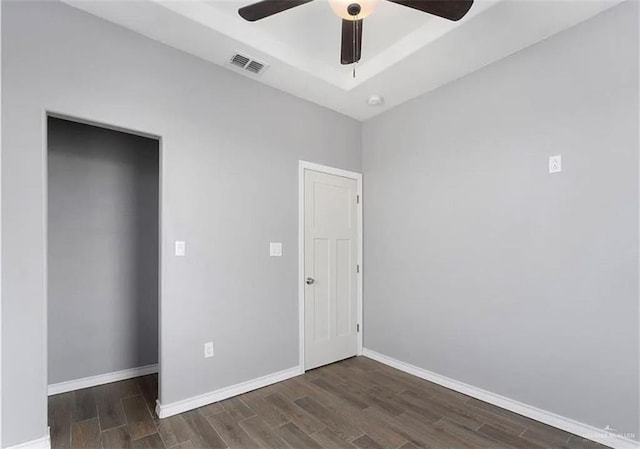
[341,19,363,65]
[238,0,314,21]
[385,0,473,21]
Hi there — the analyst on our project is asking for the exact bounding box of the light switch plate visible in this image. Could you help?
[204,342,214,358]
[270,242,283,257]
[175,241,186,257]
[549,155,562,173]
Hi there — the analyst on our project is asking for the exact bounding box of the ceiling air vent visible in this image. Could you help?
[230,54,250,68]
[229,53,268,76]
[245,60,265,74]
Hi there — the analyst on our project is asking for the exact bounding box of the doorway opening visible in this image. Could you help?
[46,115,160,446]
[298,161,363,371]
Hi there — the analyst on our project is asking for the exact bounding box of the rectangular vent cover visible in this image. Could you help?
[230,54,250,68]
[229,53,268,75]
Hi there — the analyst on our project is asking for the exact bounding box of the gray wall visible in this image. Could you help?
[48,117,159,384]
[363,1,639,438]
[1,1,361,446]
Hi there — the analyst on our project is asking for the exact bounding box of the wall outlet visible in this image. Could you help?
[204,341,214,358]
[270,242,283,257]
[175,241,186,257]
[549,155,562,173]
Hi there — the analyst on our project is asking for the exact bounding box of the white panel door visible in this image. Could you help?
[304,169,358,370]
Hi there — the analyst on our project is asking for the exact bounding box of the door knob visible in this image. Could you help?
[306,277,315,285]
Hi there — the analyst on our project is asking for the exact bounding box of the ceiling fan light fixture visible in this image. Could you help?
[329,0,379,20]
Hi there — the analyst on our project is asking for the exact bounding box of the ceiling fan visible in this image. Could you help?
[238,0,474,66]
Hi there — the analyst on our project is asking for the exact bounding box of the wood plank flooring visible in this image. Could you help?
[48,357,607,449]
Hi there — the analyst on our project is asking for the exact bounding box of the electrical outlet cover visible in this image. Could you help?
[549,155,562,173]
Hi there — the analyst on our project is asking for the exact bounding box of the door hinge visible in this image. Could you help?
[357,323,360,332]
[356,194,360,204]
[356,264,360,273]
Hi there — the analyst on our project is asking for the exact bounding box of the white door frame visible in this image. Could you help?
[298,160,363,372]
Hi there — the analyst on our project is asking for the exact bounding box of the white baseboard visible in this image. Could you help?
[4,428,50,449]
[362,349,638,449]
[48,364,159,396]
[156,365,302,418]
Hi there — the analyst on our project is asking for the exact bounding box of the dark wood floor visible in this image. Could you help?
[49,356,606,449]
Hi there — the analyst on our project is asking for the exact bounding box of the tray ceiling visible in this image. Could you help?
[60,0,622,120]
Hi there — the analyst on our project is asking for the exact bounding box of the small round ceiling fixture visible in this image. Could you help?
[367,94,384,106]
[328,0,380,20]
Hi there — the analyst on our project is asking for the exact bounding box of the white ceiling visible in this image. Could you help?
[61,0,622,120]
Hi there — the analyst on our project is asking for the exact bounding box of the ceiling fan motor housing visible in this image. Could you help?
[347,3,362,17]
